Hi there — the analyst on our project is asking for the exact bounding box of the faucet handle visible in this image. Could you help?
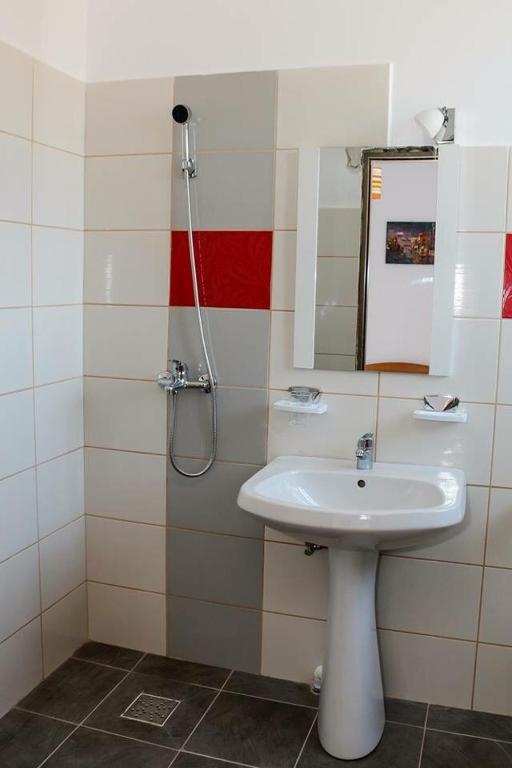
[357,432,374,450]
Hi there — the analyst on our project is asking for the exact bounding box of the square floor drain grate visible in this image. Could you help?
[120,692,181,727]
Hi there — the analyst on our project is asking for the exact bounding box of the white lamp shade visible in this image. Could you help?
[415,108,444,139]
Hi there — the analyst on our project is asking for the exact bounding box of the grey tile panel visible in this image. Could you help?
[427,704,512,741]
[167,529,263,609]
[168,308,270,389]
[167,596,261,673]
[173,71,276,151]
[171,151,274,230]
[167,457,264,539]
[226,670,318,708]
[169,386,267,465]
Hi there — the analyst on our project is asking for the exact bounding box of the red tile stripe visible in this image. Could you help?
[170,230,272,309]
[504,234,512,318]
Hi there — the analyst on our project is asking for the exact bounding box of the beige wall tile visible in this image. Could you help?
[459,147,509,232]
[268,390,377,460]
[84,377,166,453]
[32,228,83,306]
[33,306,83,386]
[0,42,33,139]
[33,144,84,228]
[85,448,166,525]
[261,611,326,683]
[271,231,295,311]
[0,223,31,308]
[0,545,40,642]
[88,581,166,655]
[479,567,512,645]
[263,542,328,620]
[0,134,31,223]
[377,556,481,640]
[34,379,83,463]
[0,619,42,718]
[454,233,504,318]
[84,305,168,379]
[0,308,33,394]
[33,62,85,154]
[277,65,389,148]
[492,406,512,487]
[86,77,173,155]
[498,320,512,404]
[85,155,171,230]
[376,398,494,485]
[0,470,37,563]
[41,584,87,676]
[0,390,35,480]
[274,150,298,230]
[487,488,512,567]
[84,231,170,306]
[39,518,85,610]
[380,629,475,707]
[37,450,84,539]
[87,516,165,593]
[474,644,512,716]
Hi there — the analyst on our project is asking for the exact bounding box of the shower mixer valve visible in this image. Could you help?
[157,359,213,394]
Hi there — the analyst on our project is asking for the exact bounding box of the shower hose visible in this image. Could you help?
[168,168,218,477]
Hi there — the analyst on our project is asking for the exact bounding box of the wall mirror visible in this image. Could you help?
[293,144,461,376]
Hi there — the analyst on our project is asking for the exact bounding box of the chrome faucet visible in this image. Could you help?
[157,359,212,394]
[356,432,374,470]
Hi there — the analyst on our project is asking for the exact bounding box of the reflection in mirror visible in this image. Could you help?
[314,148,362,371]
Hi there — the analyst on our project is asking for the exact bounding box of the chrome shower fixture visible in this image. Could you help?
[158,103,217,478]
[172,103,197,178]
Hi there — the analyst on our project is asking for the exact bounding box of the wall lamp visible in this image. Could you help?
[415,107,455,144]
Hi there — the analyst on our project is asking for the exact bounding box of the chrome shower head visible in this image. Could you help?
[172,104,192,124]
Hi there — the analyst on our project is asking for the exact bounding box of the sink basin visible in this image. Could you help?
[237,456,466,761]
[238,455,465,550]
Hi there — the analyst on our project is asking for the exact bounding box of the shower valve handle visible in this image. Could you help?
[157,359,212,394]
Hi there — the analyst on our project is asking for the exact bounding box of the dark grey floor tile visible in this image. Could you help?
[167,529,263,609]
[298,722,423,767]
[428,705,512,741]
[385,697,427,726]
[167,596,261,673]
[0,709,72,768]
[18,659,124,723]
[85,671,216,749]
[176,754,233,768]
[226,670,318,708]
[44,727,176,767]
[421,730,512,767]
[137,654,230,689]
[186,691,315,768]
[74,641,144,670]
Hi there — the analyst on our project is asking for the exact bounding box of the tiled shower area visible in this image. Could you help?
[3,19,512,766]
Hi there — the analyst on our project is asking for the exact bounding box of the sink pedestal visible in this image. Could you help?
[318,548,384,760]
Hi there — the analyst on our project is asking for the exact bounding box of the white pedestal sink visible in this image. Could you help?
[237,456,466,761]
